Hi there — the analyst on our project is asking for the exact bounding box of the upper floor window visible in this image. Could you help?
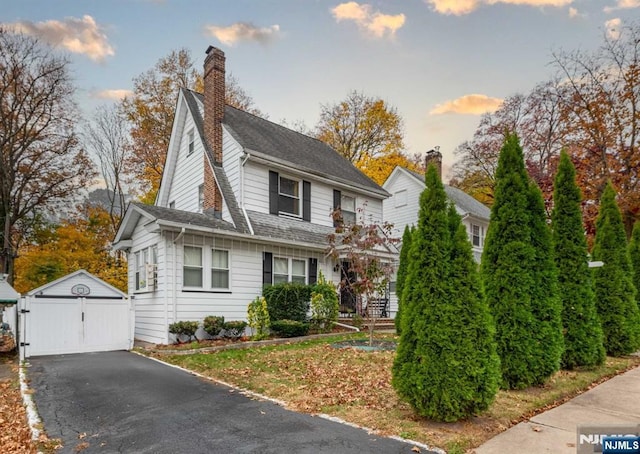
[169,201,175,209]
[395,190,407,207]
[198,184,204,212]
[211,249,230,290]
[187,128,195,155]
[135,245,157,291]
[279,175,300,217]
[340,194,356,225]
[183,246,203,288]
[471,224,482,247]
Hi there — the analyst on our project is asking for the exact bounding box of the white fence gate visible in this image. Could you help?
[19,270,133,358]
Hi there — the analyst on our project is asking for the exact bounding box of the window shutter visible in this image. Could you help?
[303,181,311,222]
[269,171,279,215]
[263,252,273,286]
[308,258,318,285]
[332,189,341,227]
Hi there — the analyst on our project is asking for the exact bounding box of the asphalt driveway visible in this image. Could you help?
[27,351,434,454]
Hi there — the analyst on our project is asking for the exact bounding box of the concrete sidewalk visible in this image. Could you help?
[474,365,640,453]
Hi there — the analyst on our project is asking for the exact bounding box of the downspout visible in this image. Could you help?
[240,153,254,235]
[170,227,186,343]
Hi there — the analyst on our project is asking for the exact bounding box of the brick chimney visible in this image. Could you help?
[203,45,225,214]
[425,147,442,181]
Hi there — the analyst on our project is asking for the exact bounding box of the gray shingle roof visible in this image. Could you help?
[406,169,490,220]
[189,91,387,197]
[182,89,250,234]
[247,210,332,248]
[131,202,237,232]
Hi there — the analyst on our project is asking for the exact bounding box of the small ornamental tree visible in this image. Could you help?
[392,165,500,422]
[327,205,399,346]
[592,182,640,356]
[481,133,561,389]
[551,151,605,368]
[394,225,413,334]
[247,296,270,340]
[527,181,564,378]
[629,221,640,308]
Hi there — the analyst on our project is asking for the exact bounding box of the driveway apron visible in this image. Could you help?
[28,351,430,454]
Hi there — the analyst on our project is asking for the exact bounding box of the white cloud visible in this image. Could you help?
[2,15,114,62]
[425,0,573,15]
[429,94,504,115]
[604,0,640,13]
[568,7,579,17]
[204,22,280,46]
[91,89,133,101]
[331,2,405,38]
[605,18,622,39]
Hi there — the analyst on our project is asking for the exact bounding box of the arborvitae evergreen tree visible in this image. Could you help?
[551,151,605,368]
[481,133,560,389]
[629,221,640,308]
[394,225,413,334]
[592,182,640,356]
[392,165,500,422]
[527,182,564,376]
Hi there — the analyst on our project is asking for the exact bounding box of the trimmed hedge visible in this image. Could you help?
[262,283,311,322]
[270,319,310,338]
[223,320,248,339]
[203,316,225,337]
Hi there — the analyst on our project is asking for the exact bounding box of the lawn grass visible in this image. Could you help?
[147,333,640,452]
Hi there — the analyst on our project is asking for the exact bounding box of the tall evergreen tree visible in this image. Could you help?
[527,182,564,376]
[481,133,561,389]
[394,225,413,334]
[629,221,640,308]
[392,165,500,422]
[551,151,605,368]
[592,182,640,356]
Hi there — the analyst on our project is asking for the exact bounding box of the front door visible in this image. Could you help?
[339,260,358,315]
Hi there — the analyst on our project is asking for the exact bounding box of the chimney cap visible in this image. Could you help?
[206,45,224,56]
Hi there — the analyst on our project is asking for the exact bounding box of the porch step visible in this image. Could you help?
[338,318,397,332]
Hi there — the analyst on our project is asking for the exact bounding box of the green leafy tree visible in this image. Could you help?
[392,165,500,422]
[551,151,605,368]
[630,221,640,308]
[592,182,640,356]
[482,133,562,389]
[394,225,413,334]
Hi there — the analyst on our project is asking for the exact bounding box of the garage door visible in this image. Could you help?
[24,297,131,357]
[19,270,133,358]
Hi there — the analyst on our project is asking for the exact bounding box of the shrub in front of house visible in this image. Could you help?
[168,321,199,343]
[270,319,309,338]
[310,274,339,333]
[203,315,225,337]
[262,283,311,322]
[223,320,248,340]
[247,296,270,340]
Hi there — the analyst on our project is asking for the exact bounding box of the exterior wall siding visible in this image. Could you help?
[167,113,204,212]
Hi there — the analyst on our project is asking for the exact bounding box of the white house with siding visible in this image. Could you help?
[113,46,390,344]
[382,153,491,318]
[382,154,491,264]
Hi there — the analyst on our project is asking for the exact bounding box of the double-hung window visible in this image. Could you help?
[135,245,157,291]
[471,224,482,247]
[187,128,195,155]
[340,194,356,225]
[183,246,203,288]
[198,185,204,212]
[273,257,306,284]
[278,176,300,217]
[211,249,230,290]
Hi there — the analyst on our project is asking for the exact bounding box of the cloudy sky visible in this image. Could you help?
[3,0,639,177]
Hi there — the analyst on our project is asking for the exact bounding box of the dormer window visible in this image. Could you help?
[187,129,195,155]
[278,175,300,217]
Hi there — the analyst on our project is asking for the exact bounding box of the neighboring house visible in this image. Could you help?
[113,46,390,344]
[382,151,491,317]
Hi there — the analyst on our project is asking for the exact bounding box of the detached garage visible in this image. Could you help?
[20,270,133,358]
